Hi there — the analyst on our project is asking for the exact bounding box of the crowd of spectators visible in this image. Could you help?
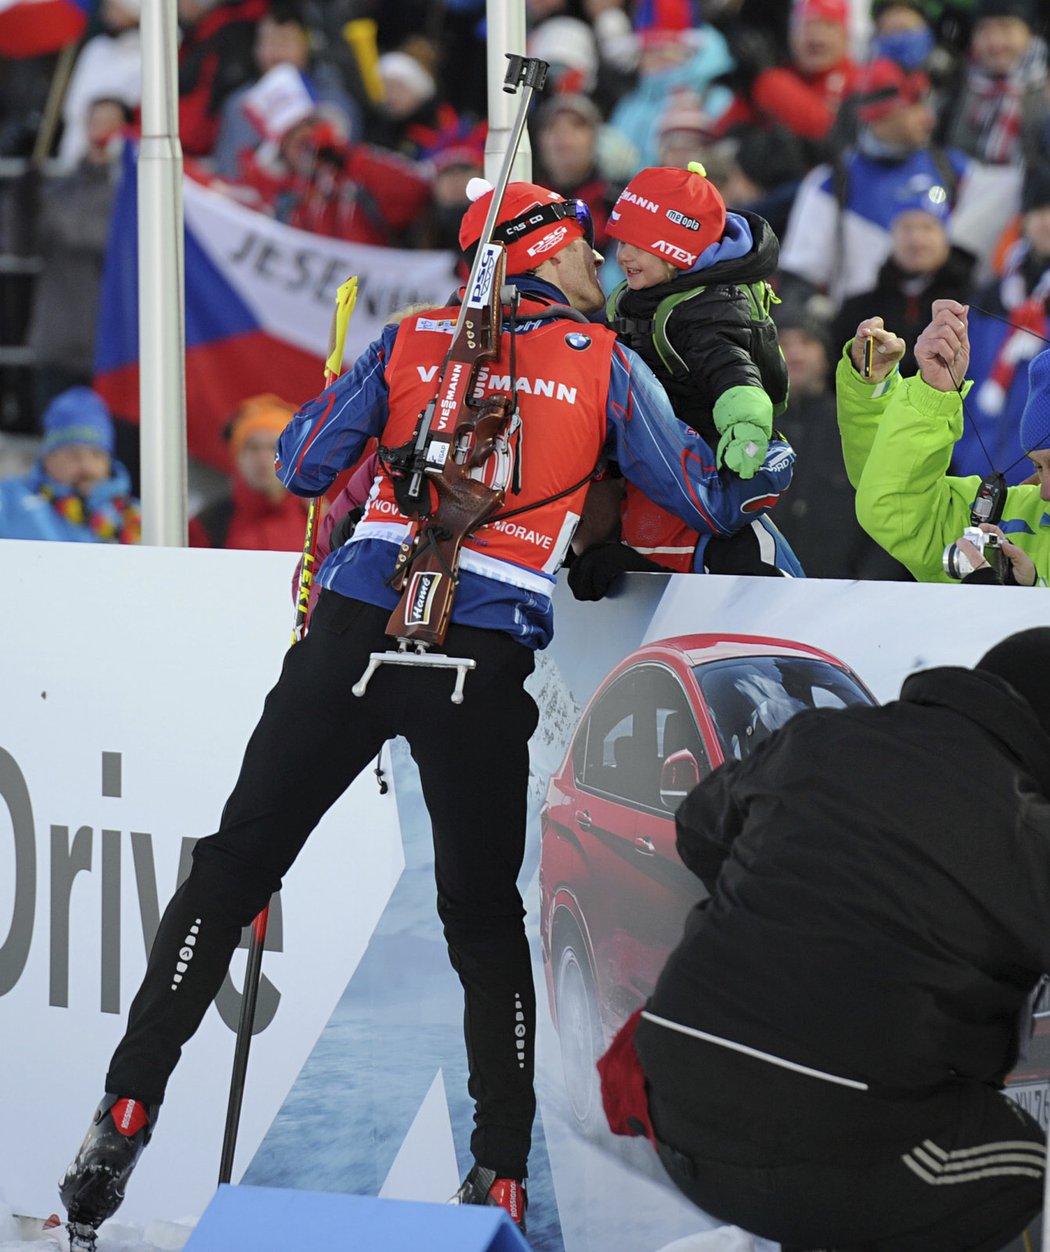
[0,0,1047,578]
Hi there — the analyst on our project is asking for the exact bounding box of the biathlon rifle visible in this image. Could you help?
[352,54,548,704]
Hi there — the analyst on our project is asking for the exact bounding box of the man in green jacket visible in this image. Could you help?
[836,297,1048,586]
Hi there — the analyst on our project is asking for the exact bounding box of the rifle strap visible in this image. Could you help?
[477,465,599,529]
[384,462,600,590]
[384,518,455,588]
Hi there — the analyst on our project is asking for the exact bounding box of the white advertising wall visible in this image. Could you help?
[1,540,1048,1250]
[0,541,405,1228]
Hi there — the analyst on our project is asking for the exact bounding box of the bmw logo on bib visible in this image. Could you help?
[565,332,592,351]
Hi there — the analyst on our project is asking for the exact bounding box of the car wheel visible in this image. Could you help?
[554,930,604,1136]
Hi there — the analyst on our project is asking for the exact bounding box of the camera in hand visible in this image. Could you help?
[943,527,1004,580]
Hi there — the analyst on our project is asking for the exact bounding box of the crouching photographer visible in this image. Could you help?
[837,299,1050,586]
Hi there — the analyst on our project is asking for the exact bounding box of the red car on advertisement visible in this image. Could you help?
[538,633,877,1131]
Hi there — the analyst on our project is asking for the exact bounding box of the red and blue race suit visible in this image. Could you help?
[276,277,798,649]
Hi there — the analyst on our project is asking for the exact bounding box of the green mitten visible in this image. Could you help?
[716,422,769,479]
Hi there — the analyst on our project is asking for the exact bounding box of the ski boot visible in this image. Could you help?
[59,1095,156,1249]
[451,1163,527,1234]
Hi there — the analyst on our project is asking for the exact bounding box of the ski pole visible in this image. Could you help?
[218,277,358,1186]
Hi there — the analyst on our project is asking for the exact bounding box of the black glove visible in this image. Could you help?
[961,566,1001,585]
[567,541,665,602]
[329,505,364,550]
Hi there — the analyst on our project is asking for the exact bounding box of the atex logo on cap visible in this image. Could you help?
[651,240,698,265]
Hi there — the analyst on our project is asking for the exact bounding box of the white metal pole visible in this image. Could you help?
[138,0,187,546]
[485,0,532,184]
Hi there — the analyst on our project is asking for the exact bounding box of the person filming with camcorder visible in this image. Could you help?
[837,298,1050,587]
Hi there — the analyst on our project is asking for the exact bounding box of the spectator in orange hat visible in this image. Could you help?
[189,394,309,551]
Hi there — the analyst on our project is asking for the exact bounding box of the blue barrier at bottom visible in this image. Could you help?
[183,1183,532,1251]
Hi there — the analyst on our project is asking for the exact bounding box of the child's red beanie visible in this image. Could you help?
[606,165,726,270]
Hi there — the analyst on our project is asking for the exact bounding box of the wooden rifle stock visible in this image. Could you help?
[386,244,514,647]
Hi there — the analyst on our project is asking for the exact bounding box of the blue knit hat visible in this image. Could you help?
[40,387,115,457]
[891,182,951,224]
[1019,350,1050,454]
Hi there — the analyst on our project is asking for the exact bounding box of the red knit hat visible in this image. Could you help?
[791,0,849,24]
[458,180,586,273]
[606,164,726,269]
[855,58,930,123]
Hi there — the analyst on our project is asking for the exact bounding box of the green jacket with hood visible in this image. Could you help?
[836,343,1049,585]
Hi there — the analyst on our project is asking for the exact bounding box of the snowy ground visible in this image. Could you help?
[0,1205,193,1251]
[0,1203,762,1252]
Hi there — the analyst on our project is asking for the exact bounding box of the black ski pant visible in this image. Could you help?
[107,591,540,1179]
[636,1022,1045,1252]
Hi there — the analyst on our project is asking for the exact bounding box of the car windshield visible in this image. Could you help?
[694,655,873,762]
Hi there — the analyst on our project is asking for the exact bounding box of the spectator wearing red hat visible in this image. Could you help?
[779,56,972,309]
[569,162,801,592]
[409,126,488,263]
[709,0,863,163]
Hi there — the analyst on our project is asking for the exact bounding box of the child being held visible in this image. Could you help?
[569,163,801,597]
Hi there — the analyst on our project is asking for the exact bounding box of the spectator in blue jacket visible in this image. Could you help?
[0,387,140,543]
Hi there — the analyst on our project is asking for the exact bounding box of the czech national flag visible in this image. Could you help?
[93,144,459,471]
[0,0,92,56]
[94,146,330,471]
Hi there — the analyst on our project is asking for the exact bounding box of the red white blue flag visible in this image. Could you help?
[0,0,92,56]
[94,145,458,471]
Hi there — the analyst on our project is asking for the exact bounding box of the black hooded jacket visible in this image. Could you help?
[647,666,1050,1095]
[607,210,789,446]
[832,245,976,380]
